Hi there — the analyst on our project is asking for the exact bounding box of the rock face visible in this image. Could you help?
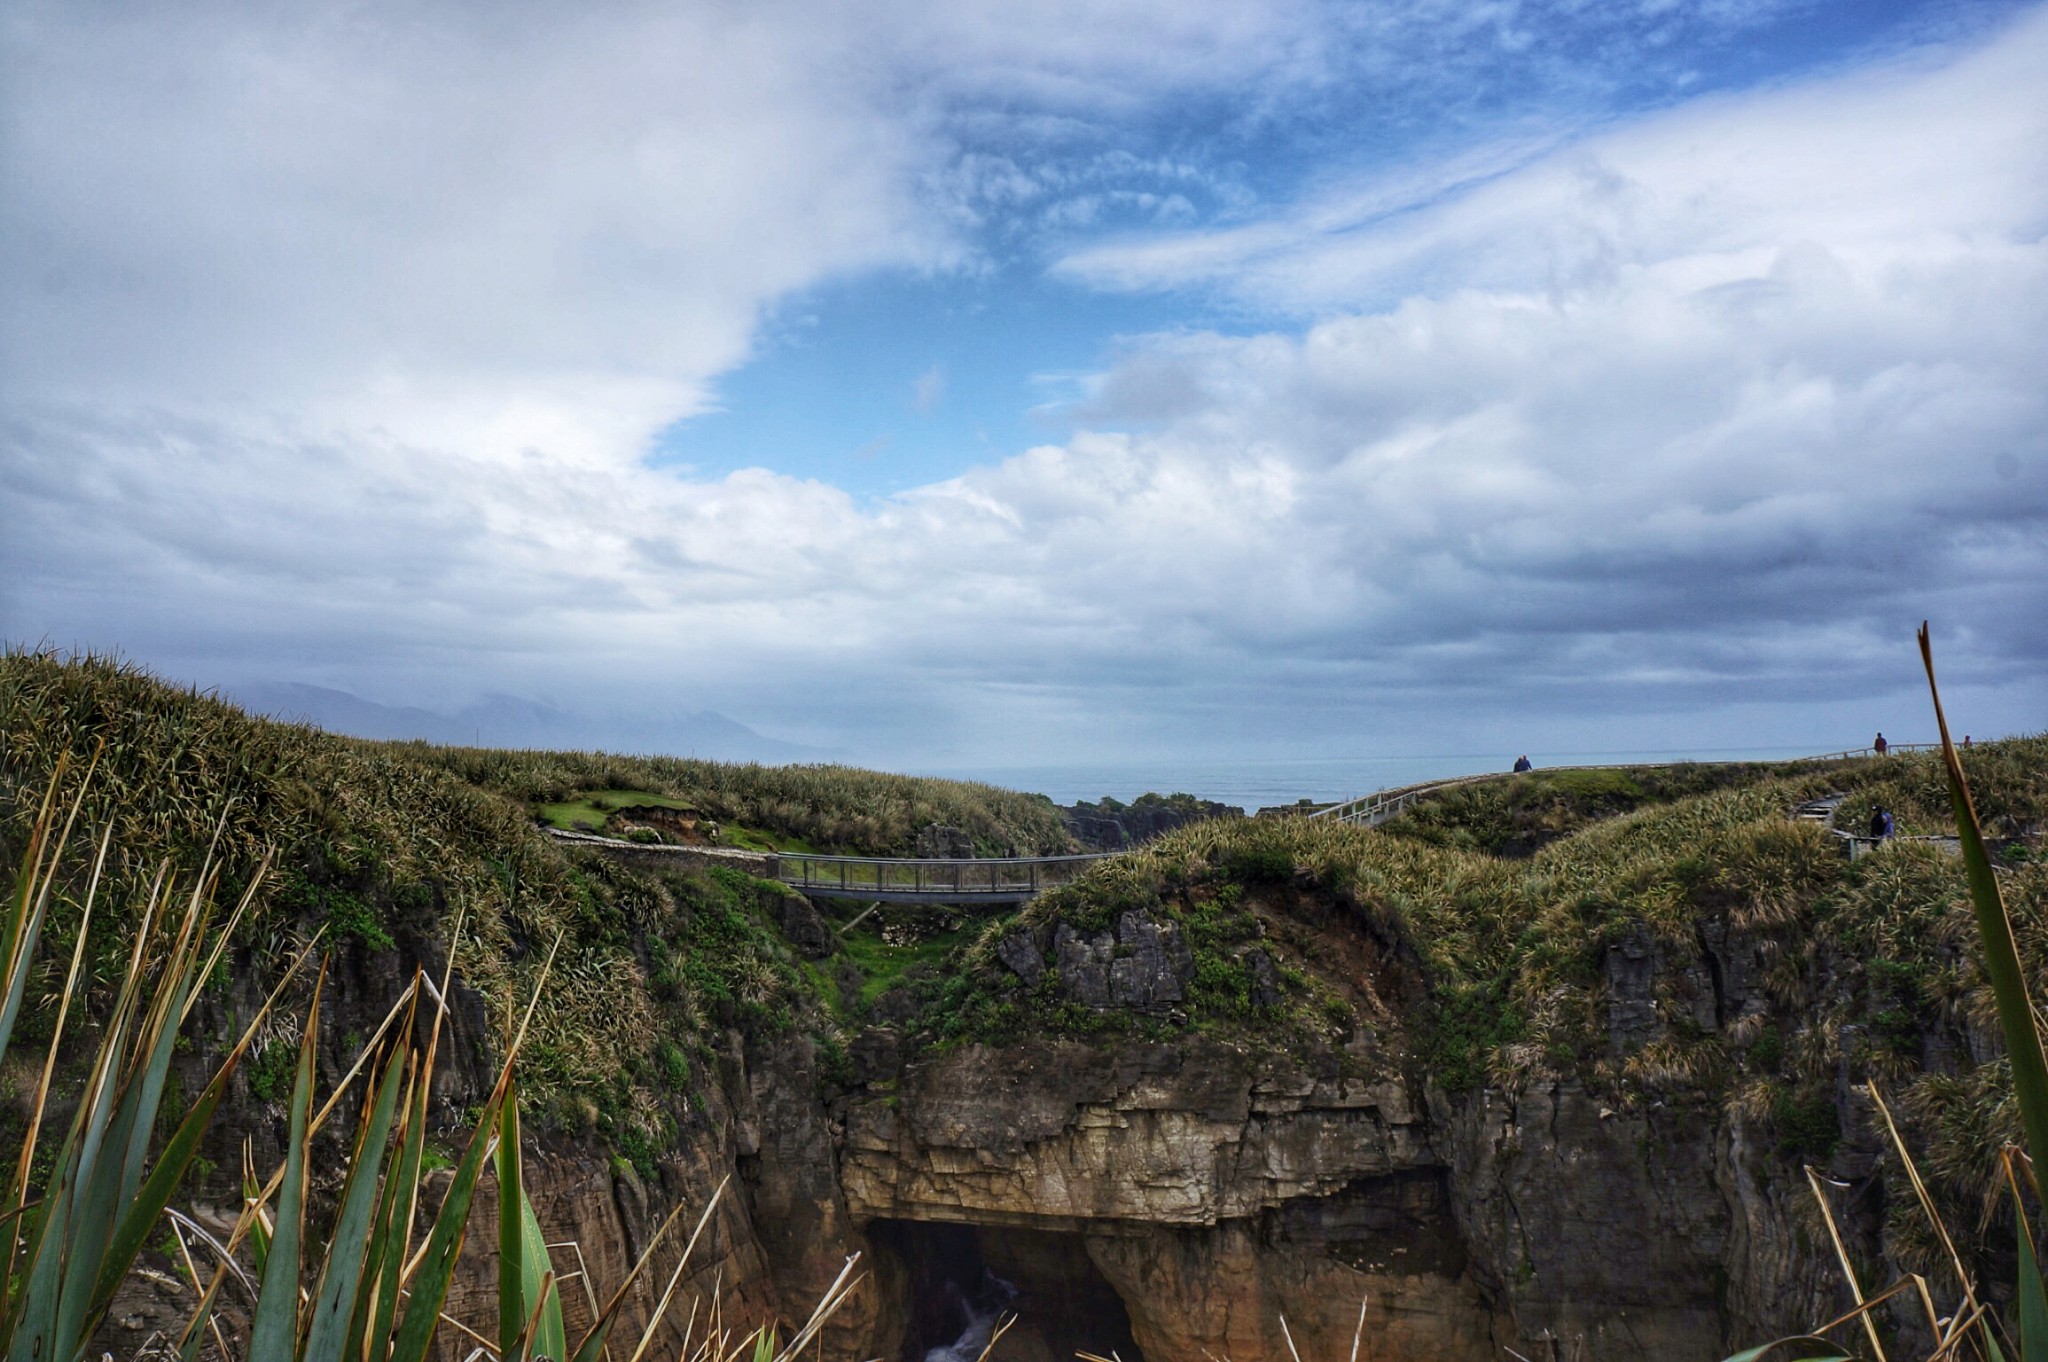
[838,1037,1503,1362]
[803,902,1894,1362]
[99,894,1896,1362]
[1031,912,1194,1013]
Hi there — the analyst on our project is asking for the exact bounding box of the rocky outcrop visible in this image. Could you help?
[1018,912,1195,1013]
[836,1036,1504,1361]
[842,1039,1428,1226]
[1063,795,1243,851]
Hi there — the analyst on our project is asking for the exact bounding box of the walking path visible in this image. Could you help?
[550,742,1953,904]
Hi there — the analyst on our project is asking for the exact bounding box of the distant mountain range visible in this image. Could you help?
[228,682,828,763]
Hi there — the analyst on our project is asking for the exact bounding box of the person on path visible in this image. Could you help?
[1512,754,1533,773]
[1868,806,1894,840]
[1873,731,1888,756]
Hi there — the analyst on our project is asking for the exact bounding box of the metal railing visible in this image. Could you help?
[768,851,1114,903]
[1306,773,1500,828]
[1795,743,1941,762]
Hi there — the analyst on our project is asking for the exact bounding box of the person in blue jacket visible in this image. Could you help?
[1512,754,1533,773]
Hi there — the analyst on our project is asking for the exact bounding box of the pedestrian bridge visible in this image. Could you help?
[545,828,1113,907]
[770,851,1114,905]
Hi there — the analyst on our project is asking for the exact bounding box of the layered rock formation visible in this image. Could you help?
[101,849,1997,1362]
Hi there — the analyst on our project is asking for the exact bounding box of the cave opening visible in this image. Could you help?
[869,1219,1144,1362]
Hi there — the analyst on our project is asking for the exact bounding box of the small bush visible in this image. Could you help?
[1772,1089,1841,1159]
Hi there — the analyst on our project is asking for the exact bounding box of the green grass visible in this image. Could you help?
[1377,760,1838,858]
[715,824,824,854]
[835,909,985,1007]
[537,789,828,853]
[413,742,1077,857]
[936,738,2048,1093]
[538,788,698,831]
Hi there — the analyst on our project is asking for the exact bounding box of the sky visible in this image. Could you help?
[3,0,2044,775]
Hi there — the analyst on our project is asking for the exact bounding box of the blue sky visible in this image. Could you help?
[3,0,2043,770]
[656,0,2013,497]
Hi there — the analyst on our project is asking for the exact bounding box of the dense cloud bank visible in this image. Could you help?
[3,1,2044,760]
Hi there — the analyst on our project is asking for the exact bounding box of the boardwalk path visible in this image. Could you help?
[549,743,1947,906]
[545,828,1113,906]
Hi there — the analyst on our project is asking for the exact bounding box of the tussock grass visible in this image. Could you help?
[939,734,2048,1231]
[413,744,1075,857]
[0,649,907,1154]
[0,762,852,1362]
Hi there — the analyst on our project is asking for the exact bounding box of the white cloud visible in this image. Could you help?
[5,0,2045,761]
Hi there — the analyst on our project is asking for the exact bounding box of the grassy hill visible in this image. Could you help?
[0,648,1066,1159]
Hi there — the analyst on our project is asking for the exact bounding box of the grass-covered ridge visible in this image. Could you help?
[930,742,2046,1142]
[6,646,2042,1254]
[0,649,1075,1162]
[1374,760,1839,857]
[413,745,1074,857]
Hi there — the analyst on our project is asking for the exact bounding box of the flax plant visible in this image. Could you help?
[1725,626,2048,1362]
[171,925,867,1362]
[0,755,862,1361]
[0,755,295,1362]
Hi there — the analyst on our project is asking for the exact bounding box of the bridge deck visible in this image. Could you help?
[769,851,1113,905]
[545,828,1113,907]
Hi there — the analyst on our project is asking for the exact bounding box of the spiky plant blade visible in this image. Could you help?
[88,996,270,1322]
[1919,624,2048,1171]
[0,749,95,1066]
[393,930,562,1362]
[2019,1210,2048,1362]
[58,883,216,1347]
[386,1068,512,1362]
[300,1036,410,1362]
[516,1193,566,1362]
[7,963,145,1357]
[499,1073,529,1361]
[497,1074,566,1362]
[246,974,322,1361]
[363,1063,432,1362]
[2,825,102,1313]
[173,1270,224,1362]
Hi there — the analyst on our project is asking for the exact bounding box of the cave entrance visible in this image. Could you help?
[869,1220,1144,1362]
